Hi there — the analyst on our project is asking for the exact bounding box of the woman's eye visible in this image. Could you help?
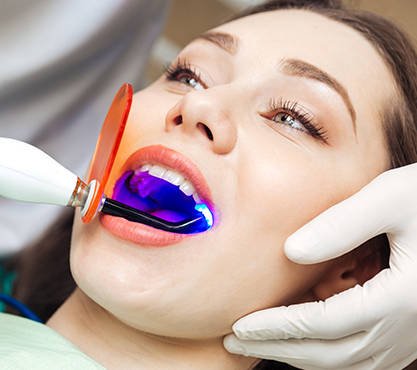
[164,60,207,91]
[178,75,205,90]
[265,99,328,142]
[273,112,307,132]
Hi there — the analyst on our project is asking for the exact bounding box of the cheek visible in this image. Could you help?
[70,215,108,295]
[236,161,336,243]
[70,215,137,302]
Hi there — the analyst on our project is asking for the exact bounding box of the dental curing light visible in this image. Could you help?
[0,84,213,234]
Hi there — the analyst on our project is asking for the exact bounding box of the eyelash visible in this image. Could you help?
[266,98,328,142]
[164,59,205,88]
[164,60,328,143]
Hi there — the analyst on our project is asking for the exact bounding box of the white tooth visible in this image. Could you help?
[162,170,184,186]
[193,193,201,203]
[179,181,195,196]
[149,165,166,178]
[142,164,199,199]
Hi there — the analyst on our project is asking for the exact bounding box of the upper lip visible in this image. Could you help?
[117,145,214,208]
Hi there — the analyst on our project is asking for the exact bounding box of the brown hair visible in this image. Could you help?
[5,1,417,370]
[5,209,75,322]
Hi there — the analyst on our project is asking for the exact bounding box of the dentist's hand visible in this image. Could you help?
[224,164,417,370]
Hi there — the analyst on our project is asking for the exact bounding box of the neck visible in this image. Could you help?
[47,289,257,370]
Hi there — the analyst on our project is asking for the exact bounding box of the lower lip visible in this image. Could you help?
[100,214,189,247]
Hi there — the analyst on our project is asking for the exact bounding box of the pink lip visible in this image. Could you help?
[100,214,189,246]
[100,145,214,247]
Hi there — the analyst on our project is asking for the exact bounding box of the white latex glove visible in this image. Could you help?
[224,163,417,370]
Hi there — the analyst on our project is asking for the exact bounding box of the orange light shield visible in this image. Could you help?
[81,83,133,223]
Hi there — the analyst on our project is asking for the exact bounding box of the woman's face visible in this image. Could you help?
[71,10,394,339]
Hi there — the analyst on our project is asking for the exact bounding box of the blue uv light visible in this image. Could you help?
[195,203,213,228]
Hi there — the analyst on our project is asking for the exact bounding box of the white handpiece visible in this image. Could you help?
[0,137,79,206]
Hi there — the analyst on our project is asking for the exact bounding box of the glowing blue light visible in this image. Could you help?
[194,203,213,228]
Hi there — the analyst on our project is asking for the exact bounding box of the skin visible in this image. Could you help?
[47,9,396,370]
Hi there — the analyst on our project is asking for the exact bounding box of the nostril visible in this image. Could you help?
[173,115,183,125]
[202,124,214,141]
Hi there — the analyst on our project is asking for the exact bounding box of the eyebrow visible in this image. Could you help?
[194,32,356,133]
[195,31,240,55]
[280,58,357,132]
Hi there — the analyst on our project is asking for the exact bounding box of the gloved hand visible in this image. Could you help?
[224,163,417,370]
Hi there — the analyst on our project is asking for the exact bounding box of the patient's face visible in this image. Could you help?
[71,10,394,338]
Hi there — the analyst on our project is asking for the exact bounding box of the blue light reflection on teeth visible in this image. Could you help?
[195,203,213,229]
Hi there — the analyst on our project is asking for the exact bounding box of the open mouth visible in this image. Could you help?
[112,164,213,233]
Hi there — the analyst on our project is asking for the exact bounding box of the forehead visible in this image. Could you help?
[215,9,383,74]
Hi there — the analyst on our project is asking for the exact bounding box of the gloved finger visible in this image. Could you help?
[230,283,384,341]
[224,331,382,370]
[284,166,417,264]
[225,331,416,370]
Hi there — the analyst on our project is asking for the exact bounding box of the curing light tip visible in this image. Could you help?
[195,203,213,228]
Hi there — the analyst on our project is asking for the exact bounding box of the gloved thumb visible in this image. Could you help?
[284,166,417,264]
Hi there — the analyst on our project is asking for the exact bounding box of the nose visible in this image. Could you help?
[165,88,238,155]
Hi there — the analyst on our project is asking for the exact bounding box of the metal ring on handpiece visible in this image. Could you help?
[80,180,100,218]
[67,178,90,208]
